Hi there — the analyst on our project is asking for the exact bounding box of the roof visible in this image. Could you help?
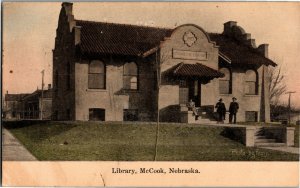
[5,94,30,101]
[75,20,276,66]
[76,20,172,56]
[209,33,277,66]
[23,89,53,101]
[165,63,224,78]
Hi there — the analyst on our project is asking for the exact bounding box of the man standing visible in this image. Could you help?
[229,97,239,124]
[215,98,226,123]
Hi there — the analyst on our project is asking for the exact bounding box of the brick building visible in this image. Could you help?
[52,3,276,122]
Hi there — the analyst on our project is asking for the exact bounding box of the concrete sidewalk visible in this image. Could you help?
[2,128,37,161]
[261,146,300,154]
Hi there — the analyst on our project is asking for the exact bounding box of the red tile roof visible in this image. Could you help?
[165,63,224,78]
[76,20,172,56]
[75,20,276,66]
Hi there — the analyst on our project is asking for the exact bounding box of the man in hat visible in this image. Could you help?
[229,97,239,124]
[215,98,226,123]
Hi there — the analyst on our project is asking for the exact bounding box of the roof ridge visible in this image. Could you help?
[75,19,173,31]
[173,62,184,74]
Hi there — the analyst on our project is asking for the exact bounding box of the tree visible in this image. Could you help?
[268,66,287,106]
[154,49,169,161]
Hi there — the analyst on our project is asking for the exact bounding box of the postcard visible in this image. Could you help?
[2,2,299,187]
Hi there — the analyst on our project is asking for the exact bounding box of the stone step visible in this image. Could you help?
[255,136,267,139]
[195,118,217,124]
[255,139,277,143]
[255,142,286,147]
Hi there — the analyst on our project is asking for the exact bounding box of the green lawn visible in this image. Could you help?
[3,121,299,161]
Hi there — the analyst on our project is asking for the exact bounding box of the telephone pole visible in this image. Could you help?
[40,70,45,120]
[285,91,296,125]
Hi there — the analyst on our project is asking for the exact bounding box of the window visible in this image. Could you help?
[66,62,71,90]
[245,111,258,122]
[88,60,106,89]
[123,62,138,90]
[123,109,138,121]
[53,110,58,120]
[219,67,231,94]
[245,70,257,95]
[89,108,105,121]
[66,108,71,120]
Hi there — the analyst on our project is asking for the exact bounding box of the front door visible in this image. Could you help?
[188,80,201,107]
[179,79,201,107]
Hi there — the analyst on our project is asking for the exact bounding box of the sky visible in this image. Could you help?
[2,2,300,107]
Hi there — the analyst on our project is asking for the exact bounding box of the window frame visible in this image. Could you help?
[123,109,139,121]
[88,60,106,89]
[245,111,258,122]
[89,108,105,121]
[123,62,139,91]
[245,69,258,95]
[219,67,232,94]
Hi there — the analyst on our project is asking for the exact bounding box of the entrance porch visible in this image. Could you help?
[164,62,224,123]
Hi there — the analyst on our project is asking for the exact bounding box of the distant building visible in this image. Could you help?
[275,113,300,125]
[3,85,53,120]
[3,92,29,119]
[21,85,53,120]
[52,3,276,123]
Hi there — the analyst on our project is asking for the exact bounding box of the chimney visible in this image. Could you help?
[48,84,52,90]
[62,2,73,15]
[223,21,237,36]
[61,2,75,32]
[74,26,81,45]
[257,44,269,58]
[6,90,8,95]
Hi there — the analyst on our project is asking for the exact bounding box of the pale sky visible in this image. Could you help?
[2,2,300,107]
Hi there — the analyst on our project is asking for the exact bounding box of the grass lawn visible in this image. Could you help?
[3,121,299,161]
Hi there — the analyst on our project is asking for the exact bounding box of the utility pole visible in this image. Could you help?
[285,91,296,125]
[40,70,45,120]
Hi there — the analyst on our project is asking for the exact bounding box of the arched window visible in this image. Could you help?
[219,67,231,94]
[88,60,105,89]
[245,70,258,95]
[123,62,138,90]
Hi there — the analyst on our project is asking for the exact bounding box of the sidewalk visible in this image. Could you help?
[261,146,300,154]
[2,128,37,161]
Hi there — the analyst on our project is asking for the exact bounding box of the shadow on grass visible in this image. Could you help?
[3,120,79,142]
[220,127,244,144]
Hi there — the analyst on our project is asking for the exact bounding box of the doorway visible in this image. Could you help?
[179,79,201,107]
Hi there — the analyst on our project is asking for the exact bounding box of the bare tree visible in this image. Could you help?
[154,49,169,161]
[268,66,287,106]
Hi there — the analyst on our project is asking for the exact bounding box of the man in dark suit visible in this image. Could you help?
[229,97,239,124]
[215,98,226,123]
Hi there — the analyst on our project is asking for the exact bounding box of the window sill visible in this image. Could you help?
[122,89,139,93]
[244,94,259,97]
[86,89,107,92]
[219,93,232,96]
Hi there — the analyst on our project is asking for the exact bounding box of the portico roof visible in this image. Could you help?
[165,63,224,78]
